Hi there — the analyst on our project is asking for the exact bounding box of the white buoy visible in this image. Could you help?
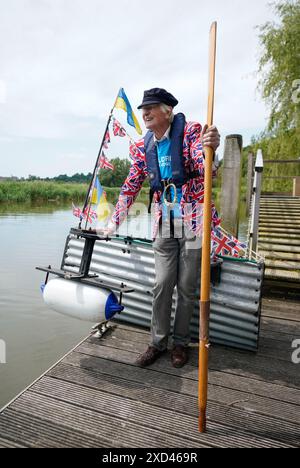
[42,278,123,322]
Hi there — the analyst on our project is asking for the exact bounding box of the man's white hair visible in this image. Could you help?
[160,103,175,123]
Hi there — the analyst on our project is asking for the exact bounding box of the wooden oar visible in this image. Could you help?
[199,21,217,434]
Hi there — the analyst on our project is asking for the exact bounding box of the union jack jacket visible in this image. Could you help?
[110,121,221,239]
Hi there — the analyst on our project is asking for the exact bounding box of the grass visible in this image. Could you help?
[0,181,152,206]
[0,180,222,206]
[0,181,88,204]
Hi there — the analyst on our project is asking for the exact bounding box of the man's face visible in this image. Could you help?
[142,104,170,131]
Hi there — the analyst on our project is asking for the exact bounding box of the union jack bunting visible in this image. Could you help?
[103,130,111,149]
[99,152,114,171]
[72,204,83,220]
[90,209,98,220]
[211,228,247,258]
[113,118,126,137]
[83,207,97,224]
[111,121,220,239]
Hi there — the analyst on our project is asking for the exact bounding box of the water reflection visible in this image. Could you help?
[0,202,73,216]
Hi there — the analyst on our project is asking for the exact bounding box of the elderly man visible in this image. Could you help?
[103,88,220,368]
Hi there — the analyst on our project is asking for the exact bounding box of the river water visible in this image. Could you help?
[0,202,248,409]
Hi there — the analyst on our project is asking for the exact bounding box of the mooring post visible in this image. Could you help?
[293,177,300,197]
[220,134,243,237]
[246,152,255,216]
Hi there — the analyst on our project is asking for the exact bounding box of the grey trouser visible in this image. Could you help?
[151,221,202,350]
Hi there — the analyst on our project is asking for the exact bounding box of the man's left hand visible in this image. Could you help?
[202,125,220,152]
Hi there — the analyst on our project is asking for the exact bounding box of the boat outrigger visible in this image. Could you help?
[37,228,135,337]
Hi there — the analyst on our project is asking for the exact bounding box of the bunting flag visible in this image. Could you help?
[211,227,247,258]
[114,88,142,135]
[72,204,83,220]
[103,130,111,149]
[99,152,114,171]
[113,118,126,137]
[74,204,97,224]
[83,207,97,224]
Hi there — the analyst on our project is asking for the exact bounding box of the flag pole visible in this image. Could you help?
[79,92,119,230]
[198,21,217,433]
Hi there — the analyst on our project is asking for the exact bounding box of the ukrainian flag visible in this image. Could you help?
[97,190,111,222]
[114,88,142,135]
[91,177,111,222]
[91,176,102,205]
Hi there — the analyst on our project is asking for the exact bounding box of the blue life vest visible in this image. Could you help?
[144,113,187,192]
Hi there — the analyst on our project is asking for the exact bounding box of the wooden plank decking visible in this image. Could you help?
[0,298,299,448]
[258,196,300,285]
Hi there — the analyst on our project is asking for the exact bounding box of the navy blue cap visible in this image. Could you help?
[137,88,179,109]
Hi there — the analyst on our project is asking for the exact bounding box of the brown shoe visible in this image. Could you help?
[171,345,189,368]
[136,346,166,368]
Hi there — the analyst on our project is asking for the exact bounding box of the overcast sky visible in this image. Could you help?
[0,0,277,178]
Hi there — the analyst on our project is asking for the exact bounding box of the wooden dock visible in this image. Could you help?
[258,196,300,286]
[0,297,299,448]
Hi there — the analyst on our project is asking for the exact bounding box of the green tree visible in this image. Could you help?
[99,158,129,187]
[249,0,300,192]
[258,0,300,137]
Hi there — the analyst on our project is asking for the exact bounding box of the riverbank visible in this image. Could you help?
[0,181,87,204]
[0,181,153,205]
[0,181,225,206]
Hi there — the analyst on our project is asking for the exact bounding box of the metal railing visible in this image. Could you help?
[248,150,264,256]
[247,155,300,203]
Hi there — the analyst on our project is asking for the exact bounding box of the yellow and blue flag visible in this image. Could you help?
[91,176,102,205]
[91,176,111,222]
[114,88,142,135]
[97,190,111,222]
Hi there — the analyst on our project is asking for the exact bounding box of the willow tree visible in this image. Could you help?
[252,0,300,191]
